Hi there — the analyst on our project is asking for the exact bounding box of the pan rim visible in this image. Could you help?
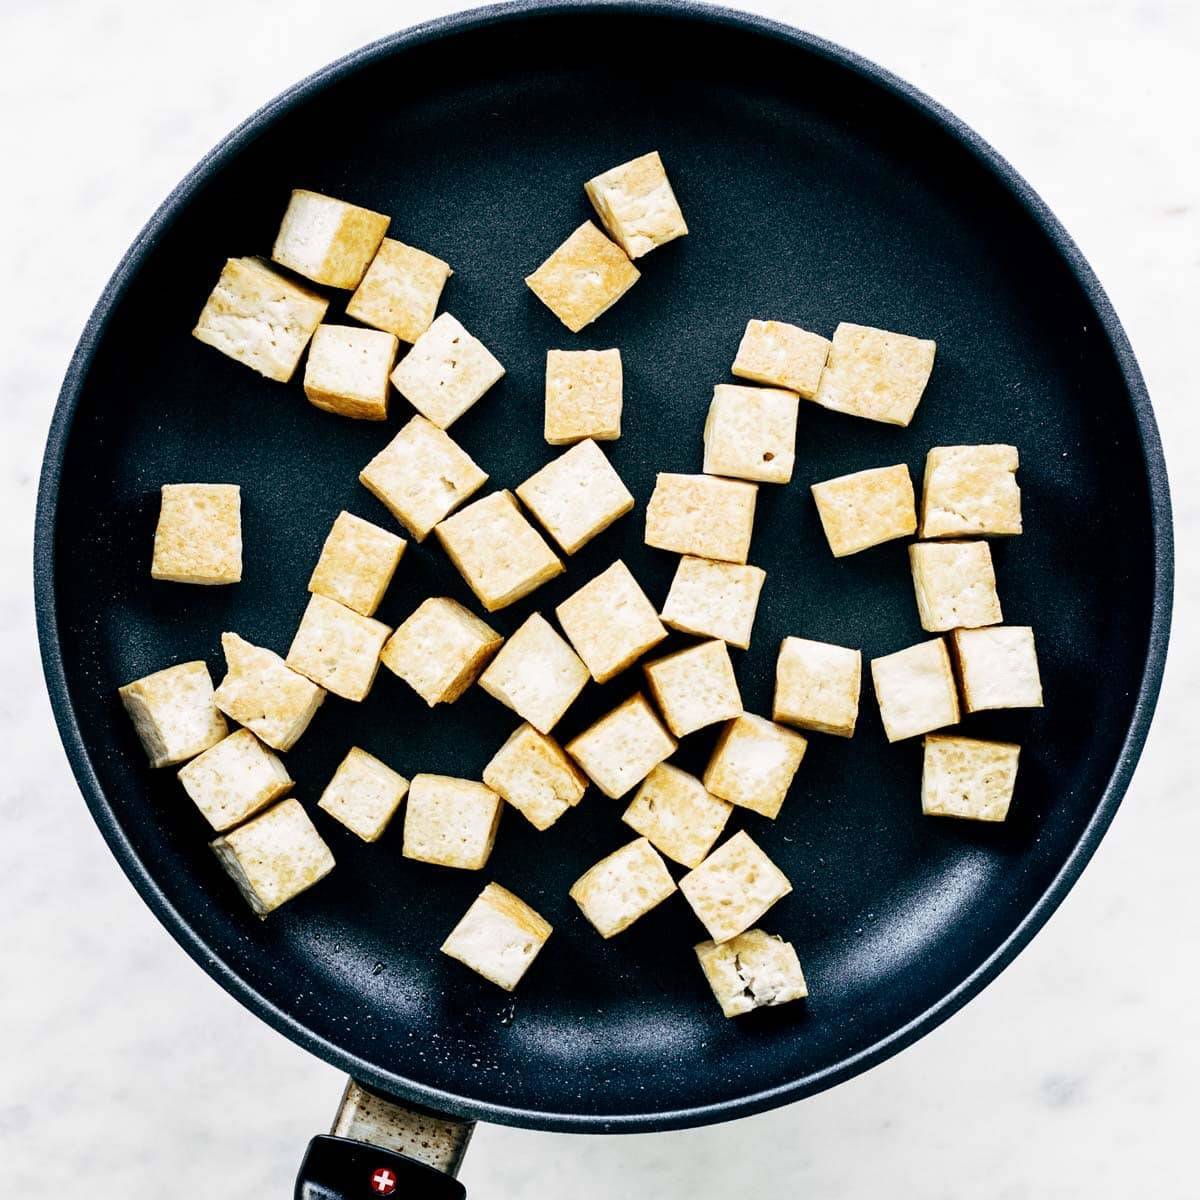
[33,0,1174,1133]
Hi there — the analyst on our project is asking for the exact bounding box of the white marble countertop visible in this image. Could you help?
[2,1,1196,1195]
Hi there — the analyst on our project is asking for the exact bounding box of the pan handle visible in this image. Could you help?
[295,1079,474,1199]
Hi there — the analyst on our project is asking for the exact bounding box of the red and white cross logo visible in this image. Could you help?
[370,1166,397,1195]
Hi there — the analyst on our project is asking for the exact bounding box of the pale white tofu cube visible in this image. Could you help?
[922,734,1020,822]
[565,693,677,799]
[545,348,622,444]
[702,714,807,819]
[441,883,553,991]
[303,325,398,421]
[309,511,405,617]
[525,221,640,333]
[643,639,743,738]
[702,384,799,484]
[870,638,960,742]
[359,415,488,542]
[813,321,936,426]
[211,797,335,917]
[810,464,916,557]
[119,660,227,768]
[909,541,1002,632]
[679,830,792,943]
[952,626,1043,712]
[921,444,1022,538]
[317,746,409,842]
[555,560,667,684]
[402,774,502,870]
[621,763,732,869]
[584,150,688,259]
[271,189,390,289]
[695,929,808,1018]
[645,473,758,564]
[483,723,587,831]
[286,595,391,702]
[732,319,830,400]
[390,313,505,430]
[773,636,862,738]
[346,238,452,343]
[569,836,677,937]
[177,728,291,831]
[660,557,766,650]
[151,484,241,585]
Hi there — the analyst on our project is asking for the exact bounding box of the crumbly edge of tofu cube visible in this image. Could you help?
[920,444,1022,538]
[695,928,808,1017]
[583,150,688,259]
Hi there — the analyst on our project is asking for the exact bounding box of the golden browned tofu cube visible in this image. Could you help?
[732,319,830,400]
[909,541,1002,632]
[660,557,766,650]
[271,189,389,289]
[569,836,677,937]
[951,626,1043,712]
[870,638,960,742]
[192,257,328,383]
[920,444,1022,538]
[813,322,936,426]
[702,384,800,484]
[317,747,409,843]
[177,728,291,831]
[922,734,1020,822]
[303,325,398,421]
[621,763,732,869]
[645,473,758,564]
[773,636,862,737]
[309,511,405,617]
[555,560,667,684]
[679,831,792,943]
[584,150,688,258]
[695,929,808,1018]
[702,714,807,819]
[359,415,487,542]
[525,221,640,333]
[434,491,564,612]
[643,639,743,738]
[483,723,587,831]
[545,348,623,444]
[402,774,502,870]
[566,693,676,799]
[379,596,503,707]
[151,484,241,585]
[119,660,228,768]
[346,238,452,343]
[441,883,552,990]
[810,464,916,557]
[286,595,391,702]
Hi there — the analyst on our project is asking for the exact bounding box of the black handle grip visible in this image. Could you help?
[296,1135,466,1200]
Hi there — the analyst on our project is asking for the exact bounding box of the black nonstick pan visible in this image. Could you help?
[34,3,1172,1196]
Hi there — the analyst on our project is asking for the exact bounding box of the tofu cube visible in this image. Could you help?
[483,723,587,831]
[810,464,916,557]
[441,883,553,991]
[679,830,792,943]
[210,797,335,917]
[309,511,405,617]
[555,560,667,683]
[569,836,677,938]
[317,746,409,842]
[271,189,390,289]
[813,321,937,426]
[621,763,732,869]
[695,929,808,1018]
[303,325,399,421]
[773,636,862,738]
[286,594,391,702]
[477,612,589,734]
[151,484,241,585]
[952,626,1043,712]
[645,473,758,564]
[870,638,960,742]
[702,714,807,819]
[434,491,564,612]
[525,221,640,333]
[702,384,800,484]
[565,693,677,799]
[119,660,228,768]
[515,439,634,554]
[346,238,452,343]
[390,313,505,430]
[921,444,1022,538]
[545,348,623,444]
[644,639,743,738]
[359,415,488,542]
[584,150,688,259]
[177,728,292,832]
[909,541,1003,632]
[922,734,1020,822]
[402,774,502,870]
[660,557,766,650]
[214,632,325,752]
[192,256,328,383]
[380,596,503,706]
[732,319,830,400]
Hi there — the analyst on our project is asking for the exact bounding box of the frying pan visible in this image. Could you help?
[34,2,1172,1196]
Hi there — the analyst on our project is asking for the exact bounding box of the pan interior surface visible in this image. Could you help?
[41,6,1165,1130]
